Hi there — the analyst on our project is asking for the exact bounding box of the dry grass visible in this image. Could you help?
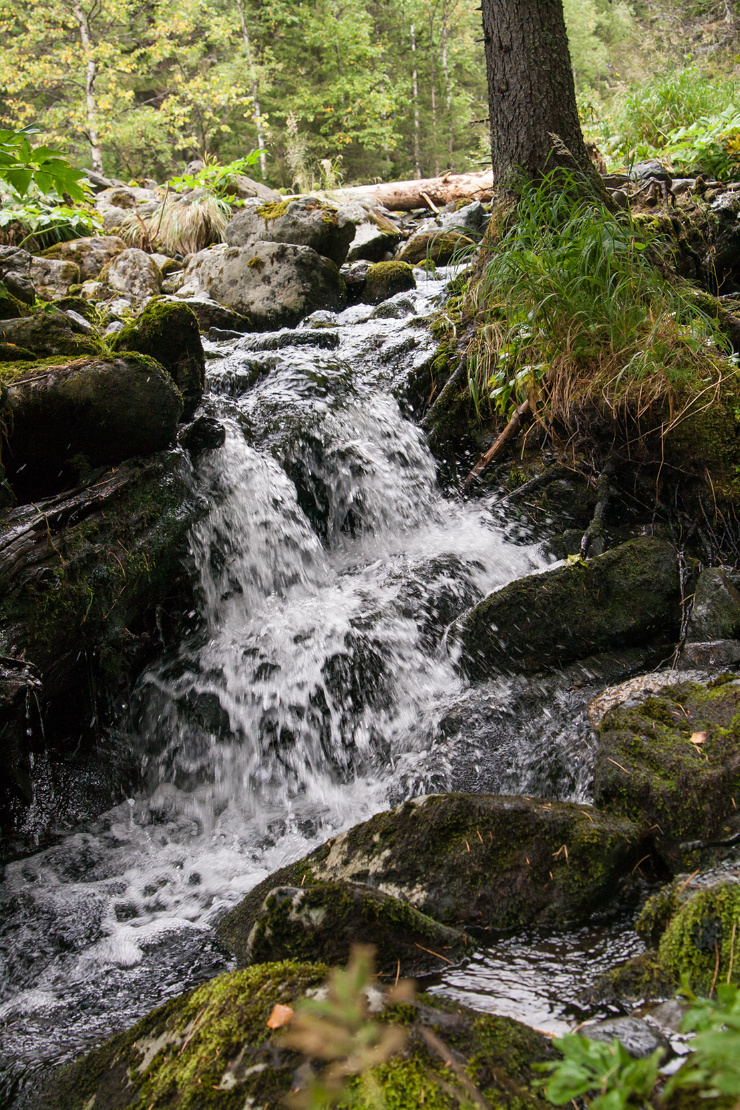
[119,188,230,255]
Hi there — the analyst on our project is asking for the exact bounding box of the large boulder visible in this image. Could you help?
[591,672,740,866]
[218,793,642,937]
[178,241,346,330]
[0,246,35,305]
[0,311,97,358]
[686,567,740,642]
[102,247,162,301]
[31,959,555,1110]
[231,880,472,975]
[224,196,355,266]
[165,294,251,334]
[398,228,473,266]
[29,256,81,299]
[452,537,681,679]
[111,299,205,417]
[340,202,403,263]
[40,235,126,279]
[3,355,183,500]
[363,260,416,304]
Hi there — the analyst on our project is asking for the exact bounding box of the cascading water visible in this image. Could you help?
[0,273,641,1106]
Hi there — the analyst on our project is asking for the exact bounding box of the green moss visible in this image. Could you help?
[364,261,416,305]
[111,298,204,415]
[256,199,291,221]
[589,951,677,1004]
[247,255,264,269]
[0,283,32,320]
[659,881,740,992]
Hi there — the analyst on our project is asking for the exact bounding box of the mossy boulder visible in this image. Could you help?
[219,793,642,937]
[591,675,740,865]
[0,311,97,358]
[41,235,126,279]
[167,294,251,335]
[639,878,740,993]
[111,299,205,418]
[33,959,555,1110]
[452,537,681,679]
[0,246,35,306]
[220,880,473,976]
[0,285,32,320]
[398,229,472,266]
[103,247,162,301]
[0,451,200,840]
[224,196,356,266]
[2,354,183,501]
[587,951,677,1006]
[363,261,416,304]
[686,568,740,642]
[29,256,81,298]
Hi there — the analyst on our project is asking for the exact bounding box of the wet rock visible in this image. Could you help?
[639,876,740,993]
[0,245,35,305]
[341,259,370,303]
[0,311,97,358]
[178,242,346,330]
[111,298,205,418]
[344,207,402,263]
[0,657,42,826]
[582,1016,669,1058]
[3,354,183,500]
[363,260,416,304]
[32,958,555,1110]
[40,235,126,279]
[453,537,681,679]
[169,294,251,334]
[103,247,162,301]
[226,880,472,975]
[591,674,740,865]
[438,200,487,233]
[219,793,642,935]
[686,568,740,642]
[587,951,676,1006]
[680,639,740,668]
[29,256,81,298]
[398,228,473,265]
[178,414,226,455]
[224,196,355,266]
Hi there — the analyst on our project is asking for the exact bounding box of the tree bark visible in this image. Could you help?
[411,22,421,178]
[235,0,268,179]
[480,0,593,185]
[334,169,494,210]
[71,0,103,174]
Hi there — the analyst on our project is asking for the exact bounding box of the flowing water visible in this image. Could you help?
[0,273,645,1106]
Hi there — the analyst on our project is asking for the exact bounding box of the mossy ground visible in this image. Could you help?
[36,961,555,1110]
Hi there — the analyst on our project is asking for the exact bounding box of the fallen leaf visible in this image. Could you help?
[267,1004,294,1030]
[690,731,707,745]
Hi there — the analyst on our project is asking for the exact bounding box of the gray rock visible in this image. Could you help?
[0,312,96,358]
[438,201,486,232]
[45,235,126,279]
[582,1017,669,1059]
[224,196,355,265]
[222,173,281,203]
[178,241,346,329]
[452,537,681,679]
[679,639,740,668]
[64,309,93,334]
[168,294,251,334]
[29,256,81,298]
[397,228,472,266]
[105,248,162,300]
[149,253,181,277]
[686,567,740,641]
[0,246,35,305]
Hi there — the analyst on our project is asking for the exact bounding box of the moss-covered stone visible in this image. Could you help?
[111,298,205,418]
[453,537,680,679]
[33,960,555,1110]
[0,283,32,320]
[218,793,642,939]
[223,880,473,975]
[587,951,677,1005]
[0,311,97,358]
[659,881,740,992]
[398,229,473,266]
[363,261,416,305]
[225,197,355,266]
[592,677,740,864]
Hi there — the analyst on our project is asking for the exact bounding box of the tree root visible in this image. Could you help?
[460,399,532,495]
[580,458,617,558]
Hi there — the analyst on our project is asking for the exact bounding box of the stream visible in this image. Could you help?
[0,272,647,1106]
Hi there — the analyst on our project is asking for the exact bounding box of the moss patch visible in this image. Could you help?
[659,881,740,992]
[364,261,416,305]
[111,298,204,417]
[256,199,291,221]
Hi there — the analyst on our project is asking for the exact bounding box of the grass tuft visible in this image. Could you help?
[119,189,230,255]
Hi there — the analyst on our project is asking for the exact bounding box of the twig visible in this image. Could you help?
[580,458,617,558]
[461,399,532,493]
[413,943,453,965]
[728,922,737,985]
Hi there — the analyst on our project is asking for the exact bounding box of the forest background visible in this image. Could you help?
[0,0,738,192]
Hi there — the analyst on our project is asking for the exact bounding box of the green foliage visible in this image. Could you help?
[539,1035,663,1110]
[0,127,87,201]
[466,170,732,425]
[166,151,263,198]
[667,983,740,1100]
[0,197,100,249]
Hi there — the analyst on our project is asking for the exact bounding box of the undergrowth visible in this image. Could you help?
[465,169,737,445]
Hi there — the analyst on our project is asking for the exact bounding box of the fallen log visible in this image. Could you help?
[332,170,494,212]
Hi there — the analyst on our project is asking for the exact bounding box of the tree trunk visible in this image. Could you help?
[411,22,421,178]
[441,1,453,165]
[71,0,103,174]
[235,0,268,179]
[480,0,592,185]
[334,169,494,210]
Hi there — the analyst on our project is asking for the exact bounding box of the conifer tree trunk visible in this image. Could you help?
[71,0,103,174]
[480,0,592,185]
[235,0,268,179]
[411,22,421,178]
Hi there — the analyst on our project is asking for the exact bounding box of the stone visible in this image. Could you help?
[111,298,205,418]
[680,640,740,668]
[29,256,81,298]
[3,354,183,500]
[0,658,42,827]
[30,959,555,1110]
[178,414,226,455]
[149,253,182,276]
[178,242,346,330]
[0,312,97,358]
[686,567,740,642]
[592,674,740,865]
[40,235,126,279]
[222,173,282,203]
[437,200,487,232]
[0,246,35,305]
[0,286,32,321]
[80,280,104,301]
[397,228,473,266]
[581,1016,669,1059]
[343,207,402,263]
[224,196,356,265]
[218,793,641,937]
[341,259,370,303]
[103,248,162,300]
[363,260,416,304]
[452,537,681,679]
[168,294,251,334]
[227,880,473,976]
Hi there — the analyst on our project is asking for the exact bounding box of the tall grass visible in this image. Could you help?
[466,170,734,438]
[119,189,230,255]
